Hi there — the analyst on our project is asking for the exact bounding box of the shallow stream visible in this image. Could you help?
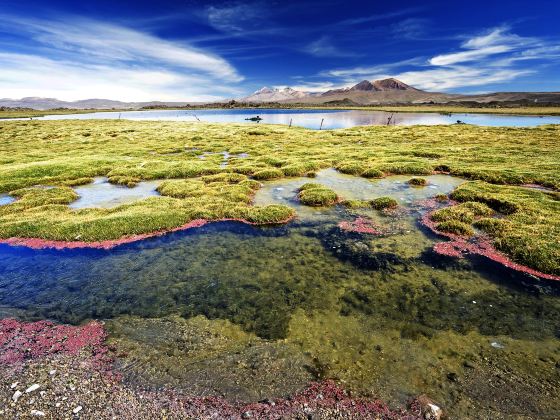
[0,171,559,417]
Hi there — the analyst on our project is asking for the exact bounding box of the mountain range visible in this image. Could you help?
[241,78,560,105]
[2,78,560,110]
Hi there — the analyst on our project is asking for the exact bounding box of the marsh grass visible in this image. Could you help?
[297,183,338,206]
[0,120,558,273]
[430,182,560,275]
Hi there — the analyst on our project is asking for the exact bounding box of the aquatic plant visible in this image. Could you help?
[370,196,398,210]
[407,177,427,186]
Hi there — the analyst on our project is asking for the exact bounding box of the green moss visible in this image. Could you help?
[297,183,338,207]
[108,175,141,188]
[253,168,284,180]
[407,177,427,186]
[474,218,510,235]
[361,167,384,178]
[370,196,398,210]
[436,220,475,236]
[381,163,433,175]
[335,162,366,175]
[57,177,94,187]
[435,193,448,202]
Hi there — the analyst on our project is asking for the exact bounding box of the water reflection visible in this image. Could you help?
[70,177,160,209]
[9,108,560,129]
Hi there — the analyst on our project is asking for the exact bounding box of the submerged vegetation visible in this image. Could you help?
[0,119,558,274]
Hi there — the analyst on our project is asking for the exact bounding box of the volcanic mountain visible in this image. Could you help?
[241,87,315,102]
[241,78,457,104]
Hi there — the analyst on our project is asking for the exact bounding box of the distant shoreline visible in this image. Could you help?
[3,104,560,119]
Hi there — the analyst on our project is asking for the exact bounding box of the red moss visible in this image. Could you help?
[0,216,294,251]
[338,217,384,235]
[421,209,560,282]
[0,318,109,369]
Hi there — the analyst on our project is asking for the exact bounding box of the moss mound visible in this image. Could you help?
[370,196,398,210]
[436,220,474,236]
[253,168,284,180]
[407,177,428,186]
[297,183,338,207]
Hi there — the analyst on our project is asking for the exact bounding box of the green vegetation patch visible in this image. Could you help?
[0,120,558,275]
[297,183,338,207]
[370,196,399,210]
[407,177,428,186]
[432,181,560,275]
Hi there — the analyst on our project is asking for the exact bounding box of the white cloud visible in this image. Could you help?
[313,26,558,92]
[393,66,535,91]
[0,53,241,102]
[206,2,268,33]
[0,16,243,101]
[429,45,512,66]
[303,36,355,58]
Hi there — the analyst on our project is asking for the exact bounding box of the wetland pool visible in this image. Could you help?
[12,108,560,129]
[1,173,559,417]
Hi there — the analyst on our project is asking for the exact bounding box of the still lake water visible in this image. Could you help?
[1,170,559,415]
[21,108,560,129]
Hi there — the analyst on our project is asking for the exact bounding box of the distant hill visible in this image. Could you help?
[0,97,198,110]
[2,77,560,110]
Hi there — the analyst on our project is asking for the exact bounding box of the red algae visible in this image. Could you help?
[0,318,109,369]
[421,209,560,282]
[0,216,294,251]
[338,217,384,235]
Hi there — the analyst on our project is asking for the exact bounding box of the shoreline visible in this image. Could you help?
[420,208,560,282]
[0,216,295,251]
[1,318,431,419]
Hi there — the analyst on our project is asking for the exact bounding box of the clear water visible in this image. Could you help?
[70,177,160,209]
[12,108,560,129]
[0,194,15,206]
[1,173,559,415]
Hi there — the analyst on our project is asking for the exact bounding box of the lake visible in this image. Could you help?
[16,108,560,129]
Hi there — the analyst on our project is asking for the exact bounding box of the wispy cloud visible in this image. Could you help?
[429,26,538,66]
[205,2,271,34]
[303,36,356,58]
[390,18,429,39]
[0,15,243,101]
[309,25,558,92]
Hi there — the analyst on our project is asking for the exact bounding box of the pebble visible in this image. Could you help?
[26,384,40,393]
[73,406,83,414]
[49,369,57,376]
[11,382,19,389]
[30,410,45,417]
[491,341,505,349]
[12,390,23,402]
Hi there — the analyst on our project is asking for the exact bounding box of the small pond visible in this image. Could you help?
[10,108,560,129]
[0,194,15,206]
[70,177,160,209]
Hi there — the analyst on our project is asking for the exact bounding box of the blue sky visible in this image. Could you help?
[1,0,559,101]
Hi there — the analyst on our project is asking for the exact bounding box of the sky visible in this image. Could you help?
[1,0,559,102]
